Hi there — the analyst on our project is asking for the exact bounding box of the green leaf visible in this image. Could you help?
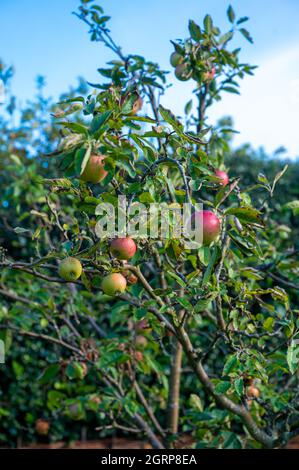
[75,145,91,175]
[203,14,213,34]
[225,206,263,225]
[271,164,288,195]
[215,381,231,394]
[189,394,203,411]
[234,377,244,396]
[222,86,240,94]
[38,364,60,385]
[263,317,274,332]
[202,246,220,286]
[159,105,183,133]
[90,110,112,136]
[57,121,89,135]
[13,227,30,234]
[66,362,86,380]
[184,99,193,115]
[239,28,253,43]
[287,340,299,375]
[194,292,218,312]
[188,20,201,41]
[227,5,235,23]
[237,17,249,25]
[218,31,233,46]
[223,354,238,375]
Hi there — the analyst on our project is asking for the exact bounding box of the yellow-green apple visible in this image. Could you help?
[170,52,183,67]
[59,257,82,281]
[101,273,127,296]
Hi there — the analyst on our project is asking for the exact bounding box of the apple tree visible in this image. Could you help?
[1,1,299,449]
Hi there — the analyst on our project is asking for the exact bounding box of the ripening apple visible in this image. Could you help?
[80,154,108,184]
[170,52,183,67]
[202,66,216,82]
[134,351,144,362]
[110,237,137,260]
[123,270,138,285]
[135,335,148,348]
[101,273,127,296]
[192,210,221,245]
[59,257,82,281]
[132,96,143,114]
[247,385,260,398]
[215,169,229,187]
[174,63,192,81]
[35,419,50,436]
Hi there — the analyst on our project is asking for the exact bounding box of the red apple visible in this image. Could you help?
[203,66,216,82]
[80,154,107,184]
[192,210,221,245]
[215,169,229,187]
[101,273,127,296]
[110,237,137,260]
[35,419,50,436]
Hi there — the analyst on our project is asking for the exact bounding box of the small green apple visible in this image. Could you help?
[59,257,82,281]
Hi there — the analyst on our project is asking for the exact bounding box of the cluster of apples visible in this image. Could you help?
[58,237,137,296]
[58,170,230,285]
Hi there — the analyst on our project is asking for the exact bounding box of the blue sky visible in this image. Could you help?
[1,0,299,157]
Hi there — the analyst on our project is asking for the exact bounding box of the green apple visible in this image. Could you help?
[59,257,82,281]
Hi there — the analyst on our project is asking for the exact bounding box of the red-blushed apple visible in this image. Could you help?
[132,96,143,114]
[247,385,260,398]
[80,154,107,184]
[123,270,138,285]
[110,237,137,260]
[101,273,127,296]
[59,257,82,281]
[203,66,216,82]
[35,419,50,436]
[134,351,144,362]
[192,210,221,245]
[215,169,229,187]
